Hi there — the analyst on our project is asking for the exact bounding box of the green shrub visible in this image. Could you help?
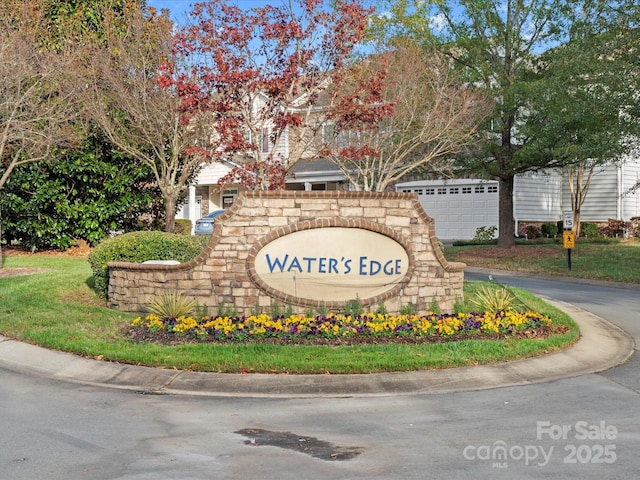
[217,302,238,318]
[473,225,497,242]
[428,296,441,314]
[343,296,364,316]
[541,223,558,238]
[317,301,329,317]
[453,296,465,314]
[400,302,417,315]
[375,298,388,315]
[268,299,294,318]
[581,222,599,238]
[556,220,564,234]
[88,231,206,298]
[270,299,284,317]
[452,239,498,246]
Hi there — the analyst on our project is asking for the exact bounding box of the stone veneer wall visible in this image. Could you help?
[108,191,466,314]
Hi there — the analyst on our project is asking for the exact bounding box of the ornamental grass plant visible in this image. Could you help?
[470,286,518,315]
[147,291,197,319]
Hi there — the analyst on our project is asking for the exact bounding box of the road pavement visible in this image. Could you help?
[1,270,638,479]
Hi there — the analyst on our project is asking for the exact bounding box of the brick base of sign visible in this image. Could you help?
[108,191,465,315]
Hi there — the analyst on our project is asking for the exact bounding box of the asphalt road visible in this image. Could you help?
[1,271,639,480]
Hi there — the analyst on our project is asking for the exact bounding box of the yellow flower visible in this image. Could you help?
[172,316,198,334]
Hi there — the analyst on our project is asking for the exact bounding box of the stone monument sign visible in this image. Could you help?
[108,191,465,315]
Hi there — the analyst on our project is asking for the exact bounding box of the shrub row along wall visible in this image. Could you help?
[108,191,466,315]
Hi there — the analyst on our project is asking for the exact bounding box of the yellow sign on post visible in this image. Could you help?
[563,231,575,249]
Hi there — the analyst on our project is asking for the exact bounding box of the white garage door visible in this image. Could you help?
[396,181,499,240]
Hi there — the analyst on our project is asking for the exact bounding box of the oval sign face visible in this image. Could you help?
[254,227,409,302]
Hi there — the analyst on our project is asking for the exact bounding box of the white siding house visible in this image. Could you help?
[514,171,563,223]
[396,159,640,241]
[177,157,349,232]
[564,161,640,223]
[181,158,640,238]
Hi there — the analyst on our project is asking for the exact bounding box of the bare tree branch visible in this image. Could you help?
[0,1,82,265]
[80,4,208,232]
[324,45,490,192]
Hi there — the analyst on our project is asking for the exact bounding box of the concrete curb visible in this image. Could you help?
[0,300,634,398]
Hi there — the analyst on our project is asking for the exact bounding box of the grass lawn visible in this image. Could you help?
[444,240,640,284]
[0,254,579,374]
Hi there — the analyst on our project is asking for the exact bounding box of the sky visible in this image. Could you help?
[148,0,277,23]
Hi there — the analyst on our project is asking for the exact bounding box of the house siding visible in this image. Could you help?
[561,164,619,222]
[514,171,563,222]
[395,159,640,240]
[196,162,233,185]
[622,161,640,220]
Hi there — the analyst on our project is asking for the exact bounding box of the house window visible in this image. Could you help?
[474,186,484,193]
[414,189,423,195]
[323,122,363,149]
[488,185,498,193]
[437,188,447,195]
[462,187,472,194]
[449,187,459,194]
[425,188,435,195]
[261,127,269,153]
[322,123,335,143]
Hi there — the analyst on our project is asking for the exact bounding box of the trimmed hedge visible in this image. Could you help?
[88,231,208,298]
[581,222,599,238]
[541,223,558,238]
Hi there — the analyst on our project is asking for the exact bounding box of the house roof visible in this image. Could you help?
[395,178,498,188]
[287,157,346,184]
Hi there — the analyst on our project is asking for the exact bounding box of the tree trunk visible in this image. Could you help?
[0,208,4,269]
[497,175,516,248]
[574,210,582,238]
[165,195,176,233]
[568,163,596,238]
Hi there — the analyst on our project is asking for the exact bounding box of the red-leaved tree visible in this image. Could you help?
[159,0,393,191]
